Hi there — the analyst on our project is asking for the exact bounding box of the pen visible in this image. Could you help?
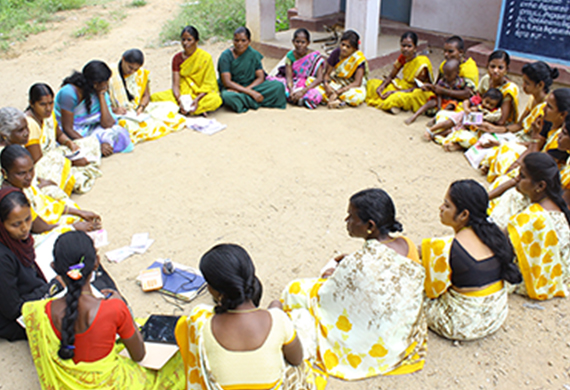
[105,292,113,299]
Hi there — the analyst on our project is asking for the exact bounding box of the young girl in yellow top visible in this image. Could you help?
[366,31,433,114]
[108,49,188,145]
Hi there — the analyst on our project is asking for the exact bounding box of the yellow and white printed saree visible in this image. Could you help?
[421,236,508,340]
[282,239,427,381]
[507,203,570,300]
[109,64,187,145]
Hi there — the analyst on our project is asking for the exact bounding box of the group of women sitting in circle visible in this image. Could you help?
[0,22,569,390]
[2,148,569,388]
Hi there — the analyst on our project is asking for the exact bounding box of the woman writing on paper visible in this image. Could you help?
[108,49,188,145]
[22,230,185,389]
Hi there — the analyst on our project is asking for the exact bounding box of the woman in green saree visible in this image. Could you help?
[218,27,287,113]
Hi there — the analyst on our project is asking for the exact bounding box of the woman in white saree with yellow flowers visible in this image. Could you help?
[282,189,426,386]
[422,180,522,340]
[108,49,187,145]
[501,153,570,300]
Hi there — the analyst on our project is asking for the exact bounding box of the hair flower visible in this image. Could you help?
[66,257,85,280]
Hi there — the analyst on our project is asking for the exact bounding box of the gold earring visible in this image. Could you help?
[367,229,372,234]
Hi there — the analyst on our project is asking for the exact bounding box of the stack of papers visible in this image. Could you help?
[106,233,154,263]
[186,117,226,135]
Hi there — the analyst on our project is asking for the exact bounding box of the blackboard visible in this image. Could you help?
[496,0,570,66]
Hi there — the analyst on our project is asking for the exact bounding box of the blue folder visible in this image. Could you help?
[147,261,206,296]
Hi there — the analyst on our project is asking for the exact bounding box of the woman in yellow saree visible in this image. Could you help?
[435,51,522,151]
[25,83,101,195]
[151,26,222,116]
[485,88,570,207]
[366,31,433,113]
[175,244,316,390]
[281,189,426,384]
[23,231,185,390]
[422,180,521,340]
[477,62,560,183]
[312,30,368,108]
[109,49,188,145]
[1,145,101,244]
[504,153,570,300]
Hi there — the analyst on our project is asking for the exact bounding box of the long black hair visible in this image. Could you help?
[552,88,570,117]
[62,60,111,114]
[181,25,199,41]
[199,244,262,314]
[349,188,403,235]
[400,31,418,46]
[52,231,97,360]
[0,190,30,222]
[0,144,32,172]
[341,30,360,50]
[28,83,54,106]
[522,61,559,93]
[449,180,521,284]
[488,50,510,67]
[119,49,144,101]
[523,152,570,225]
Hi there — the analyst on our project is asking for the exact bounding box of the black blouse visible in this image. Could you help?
[0,243,52,340]
[450,239,502,288]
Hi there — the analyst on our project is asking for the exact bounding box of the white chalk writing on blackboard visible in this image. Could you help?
[505,0,570,40]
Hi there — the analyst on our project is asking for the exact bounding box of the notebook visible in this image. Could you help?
[141,260,206,301]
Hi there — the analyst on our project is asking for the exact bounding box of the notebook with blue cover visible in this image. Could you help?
[147,261,206,300]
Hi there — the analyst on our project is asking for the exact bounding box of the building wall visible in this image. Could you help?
[410,0,502,41]
[296,0,341,18]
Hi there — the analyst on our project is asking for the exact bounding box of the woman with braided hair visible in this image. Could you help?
[422,180,522,340]
[505,153,570,300]
[175,243,314,390]
[22,231,185,389]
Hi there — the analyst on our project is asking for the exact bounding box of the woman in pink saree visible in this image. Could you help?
[268,28,325,109]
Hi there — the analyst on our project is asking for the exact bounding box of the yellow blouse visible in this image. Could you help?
[202,308,296,390]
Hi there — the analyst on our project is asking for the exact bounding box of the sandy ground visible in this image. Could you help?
[1,1,570,389]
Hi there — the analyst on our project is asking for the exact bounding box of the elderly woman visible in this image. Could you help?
[281,189,426,384]
[0,107,63,197]
[24,83,101,195]
[422,180,521,340]
[175,244,315,389]
[0,107,31,148]
[55,60,132,156]
[109,49,188,145]
[218,27,287,113]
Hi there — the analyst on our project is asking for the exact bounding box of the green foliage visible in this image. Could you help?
[129,0,146,7]
[74,16,110,38]
[160,0,295,43]
[0,0,86,50]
